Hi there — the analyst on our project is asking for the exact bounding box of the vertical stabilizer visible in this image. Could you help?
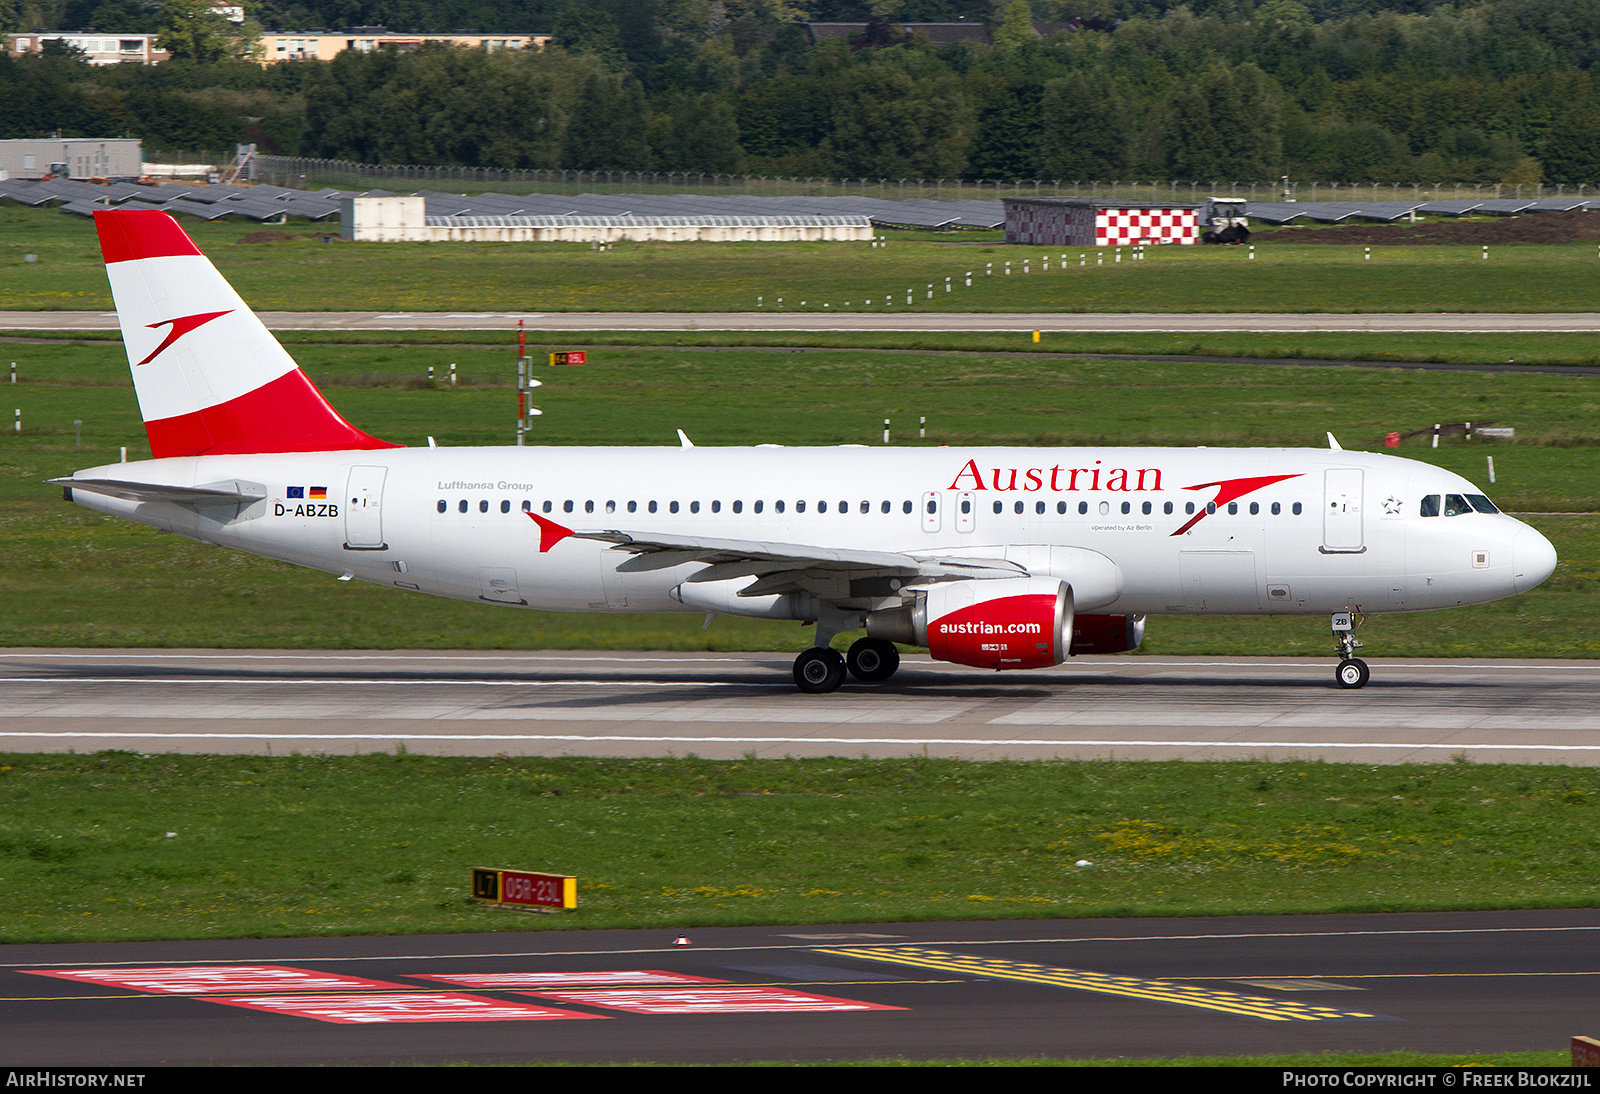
[94,210,399,458]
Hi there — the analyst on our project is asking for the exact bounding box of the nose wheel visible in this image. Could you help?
[1336,657,1370,689]
[1331,610,1369,689]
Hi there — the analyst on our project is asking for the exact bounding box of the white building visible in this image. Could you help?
[340,196,875,243]
[0,138,143,179]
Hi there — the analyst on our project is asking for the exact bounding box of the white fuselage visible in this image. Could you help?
[66,444,1556,625]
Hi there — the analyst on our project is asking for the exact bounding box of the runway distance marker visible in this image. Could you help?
[816,946,1387,1023]
[206,992,603,1024]
[472,867,576,910]
[523,986,904,1015]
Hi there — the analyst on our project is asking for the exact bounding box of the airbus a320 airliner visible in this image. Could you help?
[56,210,1557,692]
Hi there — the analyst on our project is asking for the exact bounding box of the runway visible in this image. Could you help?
[3,909,1595,1064]
[6,311,1600,333]
[6,650,1600,765]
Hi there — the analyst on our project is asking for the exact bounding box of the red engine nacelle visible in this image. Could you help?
[867,578,1072,671]
[1067,614,1146,655]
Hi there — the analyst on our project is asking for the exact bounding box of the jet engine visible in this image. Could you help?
[865,577,1072,670]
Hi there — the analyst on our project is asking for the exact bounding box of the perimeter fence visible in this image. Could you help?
[252,158,1591,204]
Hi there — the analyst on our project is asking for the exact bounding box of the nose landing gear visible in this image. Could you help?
[1331,610,1369,689]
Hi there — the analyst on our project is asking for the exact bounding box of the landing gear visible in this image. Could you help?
[1331,610,1369,689]
[794,647,846,693]
[1336,657,1370,689]
[847,637,900,683]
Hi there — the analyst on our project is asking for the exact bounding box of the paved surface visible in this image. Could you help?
[6,650,1600,765]
[2,909,1595,1064]
[8,311,1600,333]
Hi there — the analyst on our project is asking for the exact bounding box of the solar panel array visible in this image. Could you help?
[4,176,1595,230]
[1242,197,1600,224]
[0,177,1005,229]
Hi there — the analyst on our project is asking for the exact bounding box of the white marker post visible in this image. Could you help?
[919,415,926,440]
[1488,455,1496,484]
[883,418,890,444]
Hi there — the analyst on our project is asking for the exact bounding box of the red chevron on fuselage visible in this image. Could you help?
[1171,474,1304,536]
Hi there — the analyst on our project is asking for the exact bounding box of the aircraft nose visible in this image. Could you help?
[1512,524,1557,594]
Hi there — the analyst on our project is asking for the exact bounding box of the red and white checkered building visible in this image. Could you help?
[1004,198,1203,247]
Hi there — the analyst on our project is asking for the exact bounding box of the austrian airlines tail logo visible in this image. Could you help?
[1172,474,1303,536]
[136,310,233,366]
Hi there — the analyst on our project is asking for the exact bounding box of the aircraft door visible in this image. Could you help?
[1322,469,1365,553]
[344,465,387,549]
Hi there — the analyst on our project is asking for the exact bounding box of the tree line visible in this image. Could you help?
[5,0,1600,185]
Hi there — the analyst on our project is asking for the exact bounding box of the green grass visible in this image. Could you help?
[7,202,1600,313]
[4,753,1600,943]
[4,340,1599,654]
[13,327,1600,369]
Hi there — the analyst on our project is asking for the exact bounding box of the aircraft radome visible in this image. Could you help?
[55,210,1558,693]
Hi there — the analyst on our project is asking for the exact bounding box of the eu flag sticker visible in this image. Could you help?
[287,486,304,499]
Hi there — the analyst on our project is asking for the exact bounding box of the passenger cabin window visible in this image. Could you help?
[993,501,1003,515]
[500,500,510,513]
[1292,502,1303,515]
[437,499,447,513]
[521,500,531,512]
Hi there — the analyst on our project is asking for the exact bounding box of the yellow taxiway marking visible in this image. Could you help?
[816,946,1383,1022]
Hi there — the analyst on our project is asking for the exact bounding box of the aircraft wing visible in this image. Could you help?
[531,513,1024,596]
[49,477,268,506]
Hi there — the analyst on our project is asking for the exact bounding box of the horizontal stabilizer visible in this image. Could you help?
[50,476,267,507]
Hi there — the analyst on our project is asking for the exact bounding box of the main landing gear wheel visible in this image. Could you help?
[846,637,900,683]
[1336,658,1370,689]
[794,647,846,693]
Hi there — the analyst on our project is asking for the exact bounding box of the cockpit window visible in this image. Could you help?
[1466,494,1500,514]
[1420,494,1440,517]
[1443,493,1473,517]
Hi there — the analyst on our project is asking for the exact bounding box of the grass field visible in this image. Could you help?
[16,326,1600,368]
[7,203,1600,313]
[4,753,1599,943]
[3,340,1598,654]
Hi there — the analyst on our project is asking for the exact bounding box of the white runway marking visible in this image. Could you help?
[2,731,1599,752]
[5,924,1599,968]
